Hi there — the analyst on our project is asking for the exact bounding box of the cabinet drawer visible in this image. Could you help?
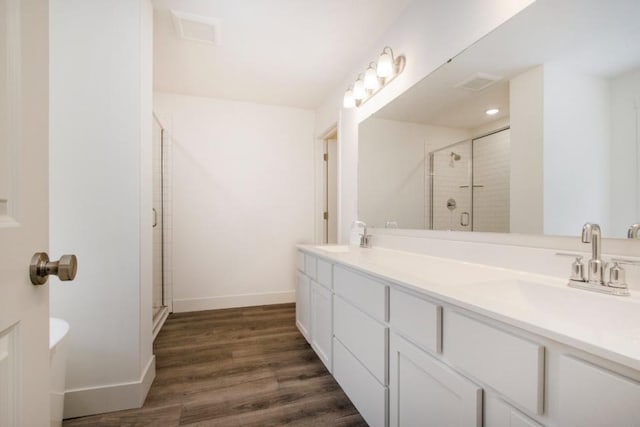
[296,251,305,272]
[443,311,544,414]
[304,254,317,279]
[333,338,387,427]
[390,288,441,354]
[556,355,640,426]
[334,296,387,384]
[316,258,332,289]
[334,265,387,321]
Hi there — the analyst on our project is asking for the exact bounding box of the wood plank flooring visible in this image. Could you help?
[63,303,367,426]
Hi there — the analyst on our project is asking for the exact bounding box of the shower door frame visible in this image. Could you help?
[429,126,510,231]
[152,114,170,339]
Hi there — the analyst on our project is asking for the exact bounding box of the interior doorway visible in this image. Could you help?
[322,129,338,244]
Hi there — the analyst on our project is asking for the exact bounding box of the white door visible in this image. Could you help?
[0,0,51,425]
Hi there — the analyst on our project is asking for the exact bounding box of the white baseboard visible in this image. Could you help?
[63,356,156,419]
[173,290,295,313]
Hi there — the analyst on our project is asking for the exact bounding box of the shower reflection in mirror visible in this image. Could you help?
[429,128,510,232]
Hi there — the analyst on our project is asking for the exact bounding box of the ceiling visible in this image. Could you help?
[374,0,640,129]
[152,0,412,109]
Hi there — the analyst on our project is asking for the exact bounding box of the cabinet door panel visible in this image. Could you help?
[310,280,332,372]
[333,338,387,427]
[390,333,482,427]
[557,355,640,426]
[295,272,311,341]
[485,394,542,427]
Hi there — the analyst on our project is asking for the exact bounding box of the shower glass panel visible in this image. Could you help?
[472,129,511,232]
[152,117,165,320]
[430,140,472,231]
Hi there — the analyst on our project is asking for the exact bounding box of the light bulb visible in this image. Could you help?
[353,77,366,100]
[343,89,355,108]
[364,66,380,91]
[377,50,393,78]
[485,108,499,116]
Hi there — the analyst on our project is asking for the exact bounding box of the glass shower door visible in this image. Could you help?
[430,140,472,231]
[152,117,165,321]
[472,129,511,232]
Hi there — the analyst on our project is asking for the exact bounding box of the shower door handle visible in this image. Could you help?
[152,208,158,228]
[460,212,470,227]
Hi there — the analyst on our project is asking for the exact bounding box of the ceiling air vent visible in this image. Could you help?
[454,72,501,91]
[171,10,221,45]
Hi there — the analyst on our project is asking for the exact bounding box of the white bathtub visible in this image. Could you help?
[49,318,69,427]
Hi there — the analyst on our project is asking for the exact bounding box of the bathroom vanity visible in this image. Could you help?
[295,246,640,427]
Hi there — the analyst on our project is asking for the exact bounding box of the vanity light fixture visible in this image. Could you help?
[343,46,406,109]
[343,86,356,108]
[353,75,366,101]
[364,63,380,91]
[485,108,500,116]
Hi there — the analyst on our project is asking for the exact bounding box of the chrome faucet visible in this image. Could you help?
[353,220,371,248]
[628,224,640,239]
[563,223,632,296]
[582,223,603,285]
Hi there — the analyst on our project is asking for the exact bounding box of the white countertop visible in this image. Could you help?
[298,244,640,372]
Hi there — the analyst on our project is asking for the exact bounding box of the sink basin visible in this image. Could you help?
[314,245,350,253]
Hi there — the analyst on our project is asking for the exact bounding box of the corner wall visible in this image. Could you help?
[153,93,315,312]
[49,0,154,418]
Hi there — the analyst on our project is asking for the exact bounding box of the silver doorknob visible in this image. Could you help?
[30,253,78,285]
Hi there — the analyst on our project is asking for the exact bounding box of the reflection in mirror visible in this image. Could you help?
[358,0,640,239]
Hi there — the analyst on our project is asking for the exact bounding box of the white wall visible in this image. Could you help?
[509,66,544,234]
[358,118,470,229]
[153,93,315,312]
[315,0,535,242]
[49,0,154,418]
[543,61,611,236]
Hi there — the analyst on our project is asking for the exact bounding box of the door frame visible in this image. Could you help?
[315,124,338,244]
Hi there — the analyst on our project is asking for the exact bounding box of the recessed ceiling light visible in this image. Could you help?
[485,108,500,116]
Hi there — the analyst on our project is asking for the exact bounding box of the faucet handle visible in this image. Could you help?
[606,262,627,289]
[555,253,585,282]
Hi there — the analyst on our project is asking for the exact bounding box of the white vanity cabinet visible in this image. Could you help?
[295,270,311,341]
[296,251,333,371]
[295,248,640,427]
[389,333,482,427]
[332,265,389,427]
[310,279,332,371]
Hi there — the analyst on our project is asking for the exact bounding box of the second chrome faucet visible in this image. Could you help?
[566,222,634,296]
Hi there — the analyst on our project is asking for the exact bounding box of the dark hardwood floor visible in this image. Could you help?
[63,303,366,426]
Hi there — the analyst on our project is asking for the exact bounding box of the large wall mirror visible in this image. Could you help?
[358,0,640,239]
